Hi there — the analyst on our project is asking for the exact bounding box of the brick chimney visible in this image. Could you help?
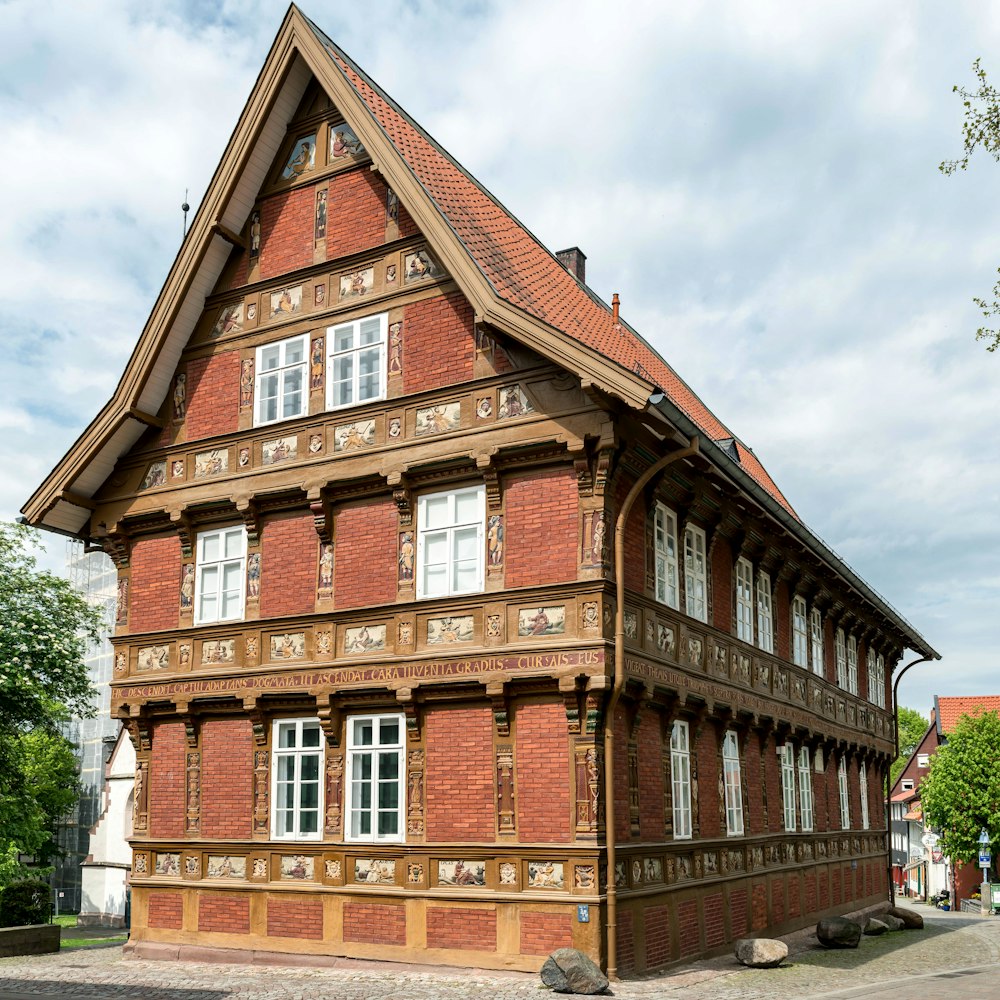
[556,247,586,283]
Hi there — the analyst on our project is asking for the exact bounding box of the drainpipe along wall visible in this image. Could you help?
[605,436,698,980]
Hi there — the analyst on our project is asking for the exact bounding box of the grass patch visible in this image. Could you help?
[61,936,127,949]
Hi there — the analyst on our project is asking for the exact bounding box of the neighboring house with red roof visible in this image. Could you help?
[22,6,937,976]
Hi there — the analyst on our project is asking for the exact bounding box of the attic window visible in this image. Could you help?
[901,779,914,790]
[716,438,740,463]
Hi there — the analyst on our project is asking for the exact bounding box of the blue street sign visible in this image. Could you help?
[979,852,991,867]
[577,904,590,923]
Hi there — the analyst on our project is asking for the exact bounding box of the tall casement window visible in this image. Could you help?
[654,503,680,609]
[416,486,485,599]
[868,651,886,708]
[756,570,774,653]
[326,312,387,410]
[838,757,851,829]
[670,721,692,839]
[859,761,870,830]
[346,714,405,843]
[255,334,309,426]
[683,525,708,622]
[194,526,247,625]
[835,628,848,689]
[798,746,814,832]
[722,731,744,836]
[809,608,824,675]
[272,718,323,841]
[846,635,859,695]
[734,557,754,643]
[791,595,809,668]
[779,743,797,832]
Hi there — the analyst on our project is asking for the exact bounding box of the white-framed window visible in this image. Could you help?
[735,557,754,643]
[326,312,387,410]
[683,524,707,622]
[346,713,405,843]
[670,720,692,840]
[416,485,485,599]
[809,607,824,675]
[756,570,774,653]
[654,503,680,609]
[791,595,808,668]
[869,651,886,708]
[722,731,744,836]
[917,753,929,769]
[194,525,247,625]
[271,718,323,840]
[838,757,851,829]
[859,761,870,830]
[779,743,797,832]
[846,635,859,695]
[798,746,814,832]
[255,334,309,426]
[835,628,847,689]
[901,779,914,791]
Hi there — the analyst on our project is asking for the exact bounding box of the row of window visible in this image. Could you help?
[653,501,886,706]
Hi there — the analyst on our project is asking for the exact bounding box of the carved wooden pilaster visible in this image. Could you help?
[583,689,605,737]
[245,699,269,747]
[392,485,412,528]
[310,495,333,542]
[236,498,261,547]
[170,510,194,561]
[185,750,201,834]
[662,736,674,838]
[574,453,594,497]
[396,688,421,742]
[252,748,270,837]
[324,751,344,837]
[101,522,131,569]
[407,748,425,837]
[486,682,510,738]
[627,741,641,836]
[481,466,502,512]
[317,698,341,748]
[593,446,615,496]
[132,757,149,834]
[496,744,516,835]
[559,677,582,735]
[574,742,601,835]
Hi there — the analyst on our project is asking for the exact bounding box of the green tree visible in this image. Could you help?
[891,706,930,785]
[0,521,100,876]
[921,709,1000,865]
[941,59,1000,351]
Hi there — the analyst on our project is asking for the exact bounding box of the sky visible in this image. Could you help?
[2,0,998,721]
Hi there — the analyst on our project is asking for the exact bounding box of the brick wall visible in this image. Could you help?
[426,907,496,951]
[398,202,419,239]
[711,537,732,633]
[343,902,405,945]
[259,184,317,280]
[774,580,790,661]
[613,711,630,840]
[504,468,579,589]
[147,892,183,929]
[771,879,786,924]
[620,483,646,594]
[425,705,494,841]
[788,874,802,918]
[637,711,664,840]
[149,720,186,838]
[260,512,317,618]
[823,618,836,684]
[325,169,387,261]
[804,873,817,914]
[198,894,250,934]
[644,904,670,967]
[751,883,768,931]
[183,351,240,441]
[704,892,725,948]
[128,535,181,633]
[521,911,573,956]
[516,701,571,843]
[819,869,830,910]
[746,730,766,836]
[402,292,474,395]
[267,899,323,939]
[764,735,782,835]
[200,717,253,839]
[729,887,748,937]
[832,866,842,906]
[333,500,398,610]
[615,909,635,973]
[677,898,699,957]
[695,726,720,839]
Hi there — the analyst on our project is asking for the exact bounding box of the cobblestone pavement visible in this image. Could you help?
[1,904,997,999]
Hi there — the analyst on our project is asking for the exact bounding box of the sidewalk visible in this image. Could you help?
[0,904,996,999]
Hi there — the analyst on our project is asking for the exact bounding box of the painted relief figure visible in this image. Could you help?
[262,436,297,465]
[355,859,395,884]
[240,358,254,409]
[438,860,485,886]
[180,563,194,609]
[308,433,323,454]
[115,577,128,623]
[344,624,386,654]
[317,543,334,591]
[270,285,302,318]
[404,249,439,283]
[314,189,327,240]
[314,283,326,307]
[172,373,187,420]
[414,402,460,437]
[310,336,324,390]
[249,210,261,259]
[386,263,397,284]
[140,462,166,490]
[426,616,474,645]
[488,514,504,567]
[339,267,374,299]
[211,302,243,338]
[386,187,399,223]
[281,855,314,880]
[270,632,306,660]
[527,861,564,889]
[591,511,606,562]
[194,449,228,479]
[246,552,261,600]
[518,606,566,637]
[388,321,402,375]
[207,855,245,879]
[335,419,375,452]
[202,639,235,664]
[498,384,534,419]
[137,646,170,672]
[330,124,364,160]
[246,301,257,321]
[238,447,250,468]
[155,853,180,877]
[398,531,414,581]
[170,459,185,479]
[282,134,316,179]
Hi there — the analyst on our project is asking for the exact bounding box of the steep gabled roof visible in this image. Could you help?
[935,695,1000,736]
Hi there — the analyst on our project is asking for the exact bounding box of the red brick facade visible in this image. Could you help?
[148,720,186,839]
[198,895,250,934]
[520,912,573,955]
[128,535,181,633]
[260,512,317,618]
[267,899,323,939]
[343,902,405,945]
[426,907,496,951]
[504,469,579,589]
[182,351,241,441]
[200,718,253,840]
[402,291,474,395]
[515,702,571,843]
[333,500,398,610]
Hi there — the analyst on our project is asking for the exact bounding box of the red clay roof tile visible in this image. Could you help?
[937,696,1000,734]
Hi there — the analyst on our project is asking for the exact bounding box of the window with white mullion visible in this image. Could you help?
[798,746,814,832]
[756,570,774,653]
[722,731,744,836]
[735,557,754,643]
[255,334,308,426]
[417,486,484,599]
[809,608,824,675]
[346,714,404,843]
[271,718,323,841]
[326,313,387,410]
[874,652,886,708]
[654,503,680,610]
[683,524,707,623]
[670,721,692,839]
[835,628,848,689]
[846,635,859,695]
[859,761,870,830]
[838,757,851,829]
[194,526,246,625]
[791,595,808,667]
[780,743,797,832]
